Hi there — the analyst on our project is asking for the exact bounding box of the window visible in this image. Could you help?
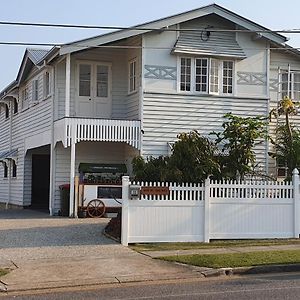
[276,157,288,178]
[21,87,29,110]
[79,64,91,96]
[13,99,18,114]
[129,59,137,93]
[179,57,234,95]
[32,79,39,102]
[96,65,108,97]
[12,160,17,178]
[180,58,191,91]
[44,71,51,98]
[5,104,9,119]
[281,71,300,101]
[3,162,8,178]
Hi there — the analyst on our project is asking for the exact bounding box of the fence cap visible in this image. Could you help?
[293,168,299,175]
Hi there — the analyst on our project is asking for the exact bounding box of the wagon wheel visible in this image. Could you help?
[86,199,106,218]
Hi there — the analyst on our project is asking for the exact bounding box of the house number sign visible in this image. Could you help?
[141,187,170,196]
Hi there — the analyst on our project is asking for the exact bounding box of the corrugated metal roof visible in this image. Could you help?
[173,24,246,59]
[27,49,49,64]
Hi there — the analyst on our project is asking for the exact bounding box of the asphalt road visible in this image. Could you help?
[1,272,300,300]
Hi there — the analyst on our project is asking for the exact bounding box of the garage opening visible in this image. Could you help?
[31,154,50,211]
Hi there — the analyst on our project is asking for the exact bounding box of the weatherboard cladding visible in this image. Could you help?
[173,15,245,59]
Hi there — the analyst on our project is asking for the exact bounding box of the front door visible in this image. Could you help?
[77,62,112,118]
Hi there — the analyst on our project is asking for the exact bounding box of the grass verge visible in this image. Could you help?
[160,250,300,268]
[130,239,300,252]
[0,269,9,277]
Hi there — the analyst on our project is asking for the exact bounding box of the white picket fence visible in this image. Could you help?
[121,169,300,245]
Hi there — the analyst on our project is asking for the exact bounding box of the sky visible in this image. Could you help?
[1,0,300,90]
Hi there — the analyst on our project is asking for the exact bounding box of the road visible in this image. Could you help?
[1,272,300,299]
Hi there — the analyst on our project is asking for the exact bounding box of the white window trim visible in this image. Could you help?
[21,86,29,111]
[177,56,235,96]
[32,79,39,103]
[128,58,137,94]
[43,70,51,99]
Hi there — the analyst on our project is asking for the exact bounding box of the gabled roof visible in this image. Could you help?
[0,48,52,99]
[60,3,287,55]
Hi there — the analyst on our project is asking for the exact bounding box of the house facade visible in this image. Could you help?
[0,4,300,215]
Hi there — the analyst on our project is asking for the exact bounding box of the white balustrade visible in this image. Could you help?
[54,118,141,149]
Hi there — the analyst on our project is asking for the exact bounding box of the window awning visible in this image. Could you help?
[172,31,246,59]
[0,149,18,161]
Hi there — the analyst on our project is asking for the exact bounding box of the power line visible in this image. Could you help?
[1,42,300,52]
[1,20,300,34]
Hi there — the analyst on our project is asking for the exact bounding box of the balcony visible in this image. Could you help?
[54,117,141,150]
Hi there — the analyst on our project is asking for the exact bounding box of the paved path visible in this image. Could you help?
[0,209,199,292]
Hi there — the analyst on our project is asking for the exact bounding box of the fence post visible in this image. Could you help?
[292,168,300,238]
[121,176,130,246]
[204,177,211,243]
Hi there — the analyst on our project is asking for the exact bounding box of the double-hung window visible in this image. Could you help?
[21,87,29,110]
[179,57,234,95]
[32,79,39,102]
[44,71,51,98]
[281,71,300,101]
[128,59,137,93]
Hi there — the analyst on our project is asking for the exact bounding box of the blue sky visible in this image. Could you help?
[0,0,300,90]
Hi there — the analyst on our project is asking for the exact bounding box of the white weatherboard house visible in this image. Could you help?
[0,4,300,215]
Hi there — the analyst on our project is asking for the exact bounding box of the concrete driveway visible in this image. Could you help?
[0,209,197,292]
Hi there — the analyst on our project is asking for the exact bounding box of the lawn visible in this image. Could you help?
[160,250,300,268]
[131,239,300,252]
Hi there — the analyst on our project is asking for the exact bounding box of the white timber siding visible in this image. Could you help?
[53,141,138,213]
[126,36,141,120]
[142,93,268,170]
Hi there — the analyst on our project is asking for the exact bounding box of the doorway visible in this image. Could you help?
[31,154,50,211]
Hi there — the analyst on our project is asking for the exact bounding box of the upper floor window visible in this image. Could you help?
[179,57,234,95]
[13,98,18,114]
[21,87,29,110]
[281,71,300,101]
[44,71,51,98]
[129,59,137,93]
[5,104,9,119]
[32,79,39,102]
[12,160,17,178]
[3,162,8,178]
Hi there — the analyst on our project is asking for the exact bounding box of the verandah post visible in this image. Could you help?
[204,177,211,243]
[292,168,300,238]
[121,176,130,246]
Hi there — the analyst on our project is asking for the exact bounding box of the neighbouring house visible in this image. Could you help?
[0,4,300,215]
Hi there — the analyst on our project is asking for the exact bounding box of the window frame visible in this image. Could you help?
[13,98,18,114]
[178,56,234,96]
[281,71,300,101]
[32,79,39,103]
[3,162,8,178]
[12,160,17,178]
[43,71,51,99]
[4,103,9,119]
[21,86,29,110]
[128,58,137,94]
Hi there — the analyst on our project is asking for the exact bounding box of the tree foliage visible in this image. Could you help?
[213,113,267,179]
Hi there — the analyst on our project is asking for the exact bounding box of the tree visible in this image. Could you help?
[269,96,300,178]
[213,113,267,179]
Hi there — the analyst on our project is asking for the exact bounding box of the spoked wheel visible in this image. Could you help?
[86,199,106,218]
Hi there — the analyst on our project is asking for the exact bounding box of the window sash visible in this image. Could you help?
[129,60,137,93]
[32,80,39,102]
[3,162,8,178]
[5,104,9,119]
[281,71,300,101]
[179,57,233,95]
[12,160,17,178]
[22,88,29,109]
[44,72,51,97]
[79,64,91,97]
